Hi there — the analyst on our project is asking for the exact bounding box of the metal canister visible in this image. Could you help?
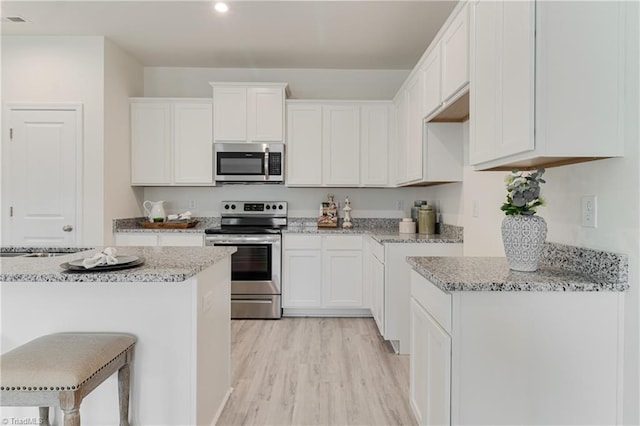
[418,204,436,235]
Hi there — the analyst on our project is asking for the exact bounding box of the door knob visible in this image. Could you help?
[62,225,73,232]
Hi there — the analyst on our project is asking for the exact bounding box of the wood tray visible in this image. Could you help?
[139,220,199,229]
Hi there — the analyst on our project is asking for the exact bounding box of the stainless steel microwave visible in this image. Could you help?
[214,143,284,183]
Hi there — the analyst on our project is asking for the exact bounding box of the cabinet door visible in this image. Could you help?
[469,0,500,165]
[173,102,214,184]
[410,298,451,426]
[282,249,322,308]
[322,105,360,186]
[213,86,247,142]
[131,102,172,184]
[422,46,442,119]
[371,254,385,335]
[248,87,284,142]
[394,92,408,185]
[322,249,364,308]
[360,104,390,186]
[405,74,424,183]
[441,4,469,103]
[286,104,323,186]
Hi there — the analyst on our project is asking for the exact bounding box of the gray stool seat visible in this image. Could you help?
[1,332,136,426]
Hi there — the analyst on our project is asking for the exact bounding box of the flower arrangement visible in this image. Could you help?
[501,168,546,216]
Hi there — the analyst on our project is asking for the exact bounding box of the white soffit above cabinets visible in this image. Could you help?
[0,1,457,69]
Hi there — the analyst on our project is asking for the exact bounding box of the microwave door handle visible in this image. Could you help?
[264,146,270,180]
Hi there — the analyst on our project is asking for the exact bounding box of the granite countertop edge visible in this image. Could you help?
[1,246,237,283]
[407,256,629,293]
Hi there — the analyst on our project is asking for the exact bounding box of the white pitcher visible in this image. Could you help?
[143,200,166,222]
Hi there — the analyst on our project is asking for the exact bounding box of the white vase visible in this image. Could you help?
[501,215,547,272]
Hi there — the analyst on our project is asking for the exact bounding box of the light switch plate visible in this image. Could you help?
[581,195,597,228]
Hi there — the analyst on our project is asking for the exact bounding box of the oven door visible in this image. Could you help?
[205,234,281,295]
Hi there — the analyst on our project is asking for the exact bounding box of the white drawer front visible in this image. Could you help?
[323,235,363,250]
[284,234,322,250]
[410,270,452,334]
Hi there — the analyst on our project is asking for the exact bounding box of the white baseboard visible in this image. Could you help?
[211,387,234,426]
[283,308,373,317]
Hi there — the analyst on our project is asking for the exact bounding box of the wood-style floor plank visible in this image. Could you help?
[217,318,416,426]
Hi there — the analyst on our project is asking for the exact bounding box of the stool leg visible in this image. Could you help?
[118,362,131,426]
[60,391,81,426]
[38,407,51,426]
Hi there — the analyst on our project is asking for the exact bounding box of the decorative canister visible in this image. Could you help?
[418,205,436,234]
[411,200,427,222]
[399,218,416,234]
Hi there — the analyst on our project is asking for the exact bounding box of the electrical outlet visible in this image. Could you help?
[581,195,597,228]
[188,200,197,209]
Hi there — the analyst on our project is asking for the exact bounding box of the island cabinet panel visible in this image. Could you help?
[283,234,368,316]
[469,0,626,170]
[409,270,624,425]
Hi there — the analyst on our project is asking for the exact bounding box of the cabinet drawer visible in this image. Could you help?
[284,234,321,250]
[410,270,452,334]
[370,238,384,262]
[323,235,362,250]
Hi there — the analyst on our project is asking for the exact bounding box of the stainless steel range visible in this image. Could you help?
[205,201,287,319]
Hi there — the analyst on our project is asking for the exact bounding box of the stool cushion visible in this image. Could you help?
[0,333,136,391]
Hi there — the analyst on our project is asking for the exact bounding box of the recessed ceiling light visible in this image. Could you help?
[214,2,229,13]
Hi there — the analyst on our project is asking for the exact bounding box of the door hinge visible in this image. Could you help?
[9,128,13,140]
[9,206,13,217]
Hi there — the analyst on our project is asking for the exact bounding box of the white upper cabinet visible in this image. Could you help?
[469,0,626,170]
[286,101,391,187]
[131,101,172,185]
[440,3,469,104]
[211,83,287,144]
[405,73,424,183]
[322,104,360,186]
[360,103,391,186]
[130,98,214,186]
[421,45,442,119]
[286,103,323,186]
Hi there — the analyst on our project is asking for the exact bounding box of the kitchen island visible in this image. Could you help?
[406,245,628,425]
[1,245,236,425]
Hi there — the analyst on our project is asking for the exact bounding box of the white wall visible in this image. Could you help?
[144,67,409,100]
[143,185,453,221]
[103,39,144,245]
[1,36,105,246]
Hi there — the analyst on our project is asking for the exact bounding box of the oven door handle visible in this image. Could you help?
[206,236,280,244]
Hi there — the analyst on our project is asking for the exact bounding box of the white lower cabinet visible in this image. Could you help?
[282,234,368,315]
[409,269,624,425]
[370,239,462,354]
[115,233,204,247]
[410,298,451,426]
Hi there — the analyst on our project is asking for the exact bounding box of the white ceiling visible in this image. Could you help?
[1,1,458,69]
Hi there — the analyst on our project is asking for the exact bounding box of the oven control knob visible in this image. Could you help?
[272,204,277,210]
[278,204,283,210]
[231,204,236,210]
[224,204,230,210]
[266,205,271,210]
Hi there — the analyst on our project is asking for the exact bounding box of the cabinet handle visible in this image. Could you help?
[62,225,73,232]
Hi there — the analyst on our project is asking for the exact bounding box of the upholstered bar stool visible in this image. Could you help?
[0,332,136,426]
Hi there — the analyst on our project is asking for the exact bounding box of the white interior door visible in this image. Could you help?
[6,106,81,246]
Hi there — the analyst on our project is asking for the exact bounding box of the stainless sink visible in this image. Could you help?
[23,252,68,257]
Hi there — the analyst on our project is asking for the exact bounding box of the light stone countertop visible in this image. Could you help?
[1,246,236,283]
[407,256,629,292]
